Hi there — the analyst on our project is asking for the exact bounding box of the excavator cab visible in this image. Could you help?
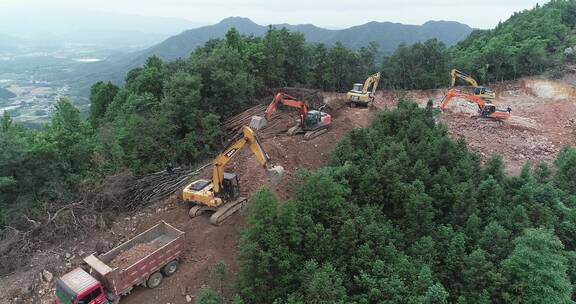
[474,86,494,97]
[220,172,240,201]
[481,104,496,117]
[305,110,331,130]
[347,72,381,107]
[351,83,363,93]
[305,111,322,127]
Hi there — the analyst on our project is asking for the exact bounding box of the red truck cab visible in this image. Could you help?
[54,268,109,304]
[54,221,185,304]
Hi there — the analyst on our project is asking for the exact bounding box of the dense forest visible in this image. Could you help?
[1,0,576,302]
[193,100,576,304]
[382,0,576,89]
[0,0,574,259]
[0,27,378,228]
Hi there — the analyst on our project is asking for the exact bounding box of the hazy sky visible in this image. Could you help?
[1,0,548,29]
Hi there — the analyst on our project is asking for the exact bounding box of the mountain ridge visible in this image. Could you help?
[71,17,473,90]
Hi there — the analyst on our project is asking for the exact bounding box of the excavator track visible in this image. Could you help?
[209,197,247,225]
[304,128,328,140]
[189,204,213,218]
[287,124,328,140]
[287,125,304,136]
[473,115,506,126]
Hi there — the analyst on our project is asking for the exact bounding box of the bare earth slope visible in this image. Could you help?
[403,77,576,174]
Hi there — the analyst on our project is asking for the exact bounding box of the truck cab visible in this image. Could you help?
[55,268,109,304]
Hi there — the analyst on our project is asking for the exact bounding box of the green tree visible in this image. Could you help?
[196,288,224,304]
[502,228,574,304]
[88,81,119,128]
[554,147,576,195]
[420,283,449,304]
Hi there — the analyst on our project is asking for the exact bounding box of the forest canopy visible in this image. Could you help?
[0,27,378,229]
[382,0,576,89]
[231,100,576,304]
[2,0,576,254]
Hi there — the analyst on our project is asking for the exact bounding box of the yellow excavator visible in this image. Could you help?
[450,69,495,99]
[347,72,381,107]
[181,126,284,225]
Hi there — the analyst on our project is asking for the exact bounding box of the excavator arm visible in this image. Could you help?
[265,92,309,120]
[440,89,486,110]
[212,126,271,193]
[362,72,381,94]
[450,69,495,99]
[440,88,510,123]
[362,72,380,94]
[451,69,479,87]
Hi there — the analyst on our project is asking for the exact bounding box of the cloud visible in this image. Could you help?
[1,0,547,29]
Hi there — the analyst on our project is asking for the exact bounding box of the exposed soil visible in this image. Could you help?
[405,77,576,174]
[110,241,164,269]
[4,76,576,304]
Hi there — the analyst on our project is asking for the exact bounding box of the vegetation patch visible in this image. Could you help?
[230,100,576,304]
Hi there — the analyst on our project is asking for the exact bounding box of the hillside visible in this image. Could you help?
[127,17,472,65]
[72,17,472,88]
[4,1,576,303]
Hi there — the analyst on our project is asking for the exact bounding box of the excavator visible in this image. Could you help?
[440,88,511,124]
[181,126,284,225]
[347,72,381,107]
[263,92,332,140]
[451,69,496,100]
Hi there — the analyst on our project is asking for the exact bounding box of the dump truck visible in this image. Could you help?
[54,221,185,304]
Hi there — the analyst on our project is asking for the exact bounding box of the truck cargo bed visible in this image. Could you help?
[84,221,185,296]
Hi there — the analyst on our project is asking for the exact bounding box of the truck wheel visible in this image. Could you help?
[162,260,178,277]
[147,272,163,288]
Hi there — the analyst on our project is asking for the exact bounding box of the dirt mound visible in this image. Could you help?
[110,241,164,269]
[524,79,576,100]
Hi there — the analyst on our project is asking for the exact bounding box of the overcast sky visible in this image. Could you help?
[0,0,548,29]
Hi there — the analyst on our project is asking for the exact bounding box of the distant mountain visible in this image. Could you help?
[70,17,473,93]
[134,17,472,64]
[0,87,16,99]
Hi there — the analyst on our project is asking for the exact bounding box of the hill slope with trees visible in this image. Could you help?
[0,27,379,229]
[227,100,576,304]
[381,0,576,89]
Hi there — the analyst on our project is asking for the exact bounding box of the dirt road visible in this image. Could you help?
[120,93,376,304]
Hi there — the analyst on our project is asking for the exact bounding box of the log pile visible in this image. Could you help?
[223,104,267,138]
[126,164,210,209]
[125,87,325,207]
[223,104,297,139]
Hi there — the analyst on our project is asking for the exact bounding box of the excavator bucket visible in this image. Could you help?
[266,165,285,184]
[249,116,267,131]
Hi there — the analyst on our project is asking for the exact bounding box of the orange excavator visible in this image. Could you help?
[440,88,511,124]
[264,92,332,139]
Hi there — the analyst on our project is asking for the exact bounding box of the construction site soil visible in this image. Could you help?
[2,76,575,304]
[109,241,165,269]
